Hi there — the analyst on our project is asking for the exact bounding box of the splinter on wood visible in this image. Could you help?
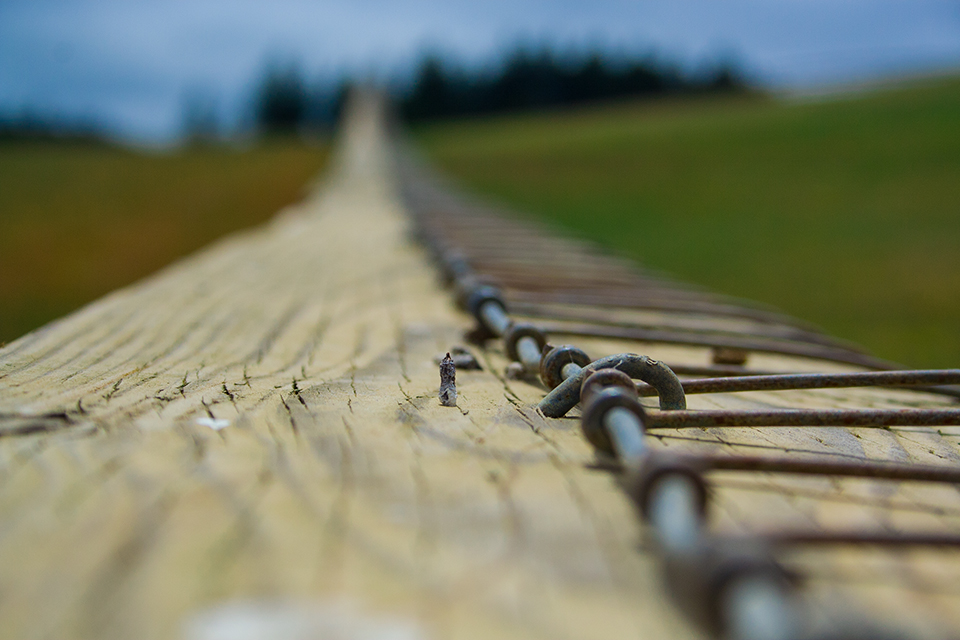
[439,352,457,406]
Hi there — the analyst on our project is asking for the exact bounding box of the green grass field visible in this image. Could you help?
[415,78,960,368]
[0,138,328,345]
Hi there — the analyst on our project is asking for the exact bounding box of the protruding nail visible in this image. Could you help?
[439,352,457,407]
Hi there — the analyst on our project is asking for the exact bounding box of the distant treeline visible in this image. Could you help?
[249,63,347,136]
[399,48,747,121]
[0,112,104,143]
[249,47,749,132]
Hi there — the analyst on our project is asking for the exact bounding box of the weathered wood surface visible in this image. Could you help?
[1,96,959,639]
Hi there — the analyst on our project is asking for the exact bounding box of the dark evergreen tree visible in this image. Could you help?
[399,46,749,123]
[255,63,307,133]
[404,56,453,120]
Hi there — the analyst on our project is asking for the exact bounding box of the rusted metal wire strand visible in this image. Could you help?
[759,531,960,547]
[688,452,960,483]
[481,271,723,300]
[636,369,960,398]
[644,407,960,429]
[664,364,779,377]
[601,451,960,484]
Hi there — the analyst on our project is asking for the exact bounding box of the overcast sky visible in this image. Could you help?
[2,0,960,142]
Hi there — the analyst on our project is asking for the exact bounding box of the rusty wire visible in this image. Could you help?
[642,407,960,429]
[636,369,960,396]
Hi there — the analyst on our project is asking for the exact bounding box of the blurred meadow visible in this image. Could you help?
[0,137,328,345]
[415,76,960,368]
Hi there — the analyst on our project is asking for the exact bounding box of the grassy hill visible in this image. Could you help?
[414,77,960,368]
[0,138,328,345]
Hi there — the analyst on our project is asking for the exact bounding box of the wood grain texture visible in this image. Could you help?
[1,95,959,640]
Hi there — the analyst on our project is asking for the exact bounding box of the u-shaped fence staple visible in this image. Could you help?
[580,385,645,458]
[538,353,687,417]
[466,285,511,336]
[504,322,547,372]
[539,344,592,388]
